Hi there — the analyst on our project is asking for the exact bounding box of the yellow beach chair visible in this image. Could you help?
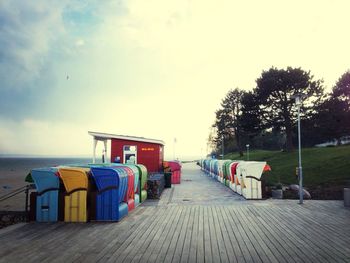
[58,167,89,222]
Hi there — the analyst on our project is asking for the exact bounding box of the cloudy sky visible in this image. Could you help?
[0,0,350,159]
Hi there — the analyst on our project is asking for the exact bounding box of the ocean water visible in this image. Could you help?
[0,157,92,170]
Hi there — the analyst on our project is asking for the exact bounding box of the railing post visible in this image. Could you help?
[25,185,29,222]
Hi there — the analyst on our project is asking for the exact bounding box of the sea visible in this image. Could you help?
[0,157,92,170]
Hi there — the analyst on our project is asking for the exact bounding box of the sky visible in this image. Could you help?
[1,0,350,160]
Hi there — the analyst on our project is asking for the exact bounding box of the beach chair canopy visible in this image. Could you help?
[136,164,148,189]
[57,167,89,193]
[124,164,140,193]
[31,168,60,194]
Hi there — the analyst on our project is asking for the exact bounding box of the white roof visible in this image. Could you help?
[88,131,165,145]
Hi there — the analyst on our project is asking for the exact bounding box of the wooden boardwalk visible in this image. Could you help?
[0,163,350,263]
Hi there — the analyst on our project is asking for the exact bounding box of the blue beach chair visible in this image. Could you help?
[90,167,128,221]
[31,168,60,222]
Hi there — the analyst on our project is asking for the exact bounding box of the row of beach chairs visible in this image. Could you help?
[28,163,148,223]
[199,159,271,199]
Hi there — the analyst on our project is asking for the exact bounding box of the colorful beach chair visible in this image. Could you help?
[90,167,128,221]
[58,167,89,222]
[31,168,60,222]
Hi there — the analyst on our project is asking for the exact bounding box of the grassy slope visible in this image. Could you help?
[224,145,350,187]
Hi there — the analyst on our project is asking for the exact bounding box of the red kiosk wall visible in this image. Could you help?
[110,139,163,173]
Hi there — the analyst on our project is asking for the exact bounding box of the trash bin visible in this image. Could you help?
[31,168,60,222]
[147,173,165,199]
[344,188,350,207]
[164,172,172,188]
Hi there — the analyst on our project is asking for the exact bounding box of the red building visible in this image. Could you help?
[89,131,165,173]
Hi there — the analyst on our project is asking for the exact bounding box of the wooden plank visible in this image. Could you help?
[196,205,205,263]
[283,204,350,249]
[130,205,178,262]
[163,206,190,263]
[226,206,261,262]
[221,204,250,263]
[210,205,230,263]
[207,206,221,263]
[203,206,213,263]
[256,205,326,263]
[146,206,183,262]
[188,205,199,263]
[269,205,350,262]
[266,204,340,262]
[172,205,192,263]
[106,206,168,263]
[236,205,279,263]
[242,206,298,263]
[215,206,240,263]
[180,206,195,263]
[94,207,160,262]
[155,206,184,262]
[214,206,239,263]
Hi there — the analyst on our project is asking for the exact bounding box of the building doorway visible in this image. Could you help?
[123,145,137,164]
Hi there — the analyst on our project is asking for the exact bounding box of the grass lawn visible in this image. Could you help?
[224,145,350,187]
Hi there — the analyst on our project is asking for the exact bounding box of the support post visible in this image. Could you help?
[297,104,303,204]
[93,138,97,164]
[103,140,108,163]
[25,185,29,222]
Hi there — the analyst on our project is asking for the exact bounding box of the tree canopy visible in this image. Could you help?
[254,67,324,151]
[210,67,349,155]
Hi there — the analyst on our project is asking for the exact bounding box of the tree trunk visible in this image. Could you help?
[336,138,342,146]
[284,112,294,152]
[285,127,294,151]
[235,129,244,156]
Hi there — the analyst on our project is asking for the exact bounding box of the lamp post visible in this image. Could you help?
[246,144,250,161]
[292,93,306,204]
[221,135,224,159]
[173,137,177,160]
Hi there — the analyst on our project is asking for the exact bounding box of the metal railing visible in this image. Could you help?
[0,184,35,222]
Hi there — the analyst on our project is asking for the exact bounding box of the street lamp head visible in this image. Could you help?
[291,93,307,106]
[246,144,250,148]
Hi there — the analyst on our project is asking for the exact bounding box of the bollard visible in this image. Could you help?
[344,188,350,207]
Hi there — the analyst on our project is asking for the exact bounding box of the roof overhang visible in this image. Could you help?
[88,131,165,146]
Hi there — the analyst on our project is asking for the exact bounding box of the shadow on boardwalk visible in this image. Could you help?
[0,163,350,263]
